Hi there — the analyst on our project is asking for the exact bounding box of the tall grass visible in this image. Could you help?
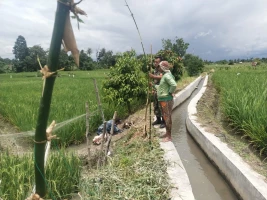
[212,67,267,155]
[0,151,81,200]
[0,70,145,146]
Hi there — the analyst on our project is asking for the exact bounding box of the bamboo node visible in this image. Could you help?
[46,120,59,141]
[37,55,64,79]
[58,0,87,16]
[33,139,47,144]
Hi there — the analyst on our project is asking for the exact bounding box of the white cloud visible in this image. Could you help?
[194,30,212,39]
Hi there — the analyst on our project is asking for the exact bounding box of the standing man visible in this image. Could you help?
[149,56,165,128]
[155,61,177,142]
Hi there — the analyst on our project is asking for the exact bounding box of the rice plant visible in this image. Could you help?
[0,151,81,200]
[212,68,267,155]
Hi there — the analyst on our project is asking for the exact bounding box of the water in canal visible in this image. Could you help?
[171,78,238,200]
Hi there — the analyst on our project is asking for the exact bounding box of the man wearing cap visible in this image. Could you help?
[149,56,166,128]
[155,61,177,142]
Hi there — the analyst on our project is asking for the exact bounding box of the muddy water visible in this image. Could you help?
[171,79,238,200]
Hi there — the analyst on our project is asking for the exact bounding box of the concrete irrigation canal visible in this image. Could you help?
[159,76,267,200]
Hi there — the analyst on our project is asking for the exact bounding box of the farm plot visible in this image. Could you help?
[0,70,142,146]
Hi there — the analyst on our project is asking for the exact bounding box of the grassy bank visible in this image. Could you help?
[79,135,169,199]
[211,67,267,155]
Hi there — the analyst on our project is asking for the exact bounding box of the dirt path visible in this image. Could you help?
[0,114,18,134]
[0,114,28,154]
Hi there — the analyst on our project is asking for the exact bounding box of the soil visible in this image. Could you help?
[196,76,267,181]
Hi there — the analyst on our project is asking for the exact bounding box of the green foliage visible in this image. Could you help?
[228,60,234,65]
[58,49,69,69]
[156,49,183,81]
[97,48,116,68]
[0,151,81,200]
[45,151,81,199]
[0,153,34,199]
[24,45,47,72]
[79,50,94,70]
[103,50,146,114]
[253,58,261,65]
[183,54,204,76]
[212,68,267,156]
[79,137,169,199]
[162,37,189,57]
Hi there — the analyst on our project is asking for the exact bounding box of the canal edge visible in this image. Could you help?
[186,75,267,200]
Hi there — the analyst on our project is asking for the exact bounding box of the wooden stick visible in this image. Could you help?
[93,78,105,122]
[85,102,91,167]
[105,111,117,162]
[97,121,106,168]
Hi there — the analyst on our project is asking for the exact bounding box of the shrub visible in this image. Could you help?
[183,54,204,76]
[103,50,146,114]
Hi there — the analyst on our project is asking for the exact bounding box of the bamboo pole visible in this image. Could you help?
[124,0,146,57]
[34,1,69,197]
[144,45,153,137]
[149,45,153,141]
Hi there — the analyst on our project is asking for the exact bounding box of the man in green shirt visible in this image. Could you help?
[149,56,165,128]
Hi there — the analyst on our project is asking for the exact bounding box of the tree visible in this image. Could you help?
[58,49,69,69]
[162,37,189,57]
[97,48,116,68]
[79,50,94,70]
[183,54,204,76]
[13,35,29,61]
[103,50,146,114]
[156,50,183,81]
[12,35,29,72]
[86,48,92,56]
[24,45,47,72]
[0,60,5,73]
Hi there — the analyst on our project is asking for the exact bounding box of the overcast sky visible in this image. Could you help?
[0,0,266,61]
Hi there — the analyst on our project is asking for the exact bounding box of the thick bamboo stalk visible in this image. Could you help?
[34,1,69,197]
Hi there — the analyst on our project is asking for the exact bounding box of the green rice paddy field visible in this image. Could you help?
[207,63,267,155]
[0,70,142,146]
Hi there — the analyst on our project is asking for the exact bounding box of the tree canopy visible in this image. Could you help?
[162,37,189,58]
